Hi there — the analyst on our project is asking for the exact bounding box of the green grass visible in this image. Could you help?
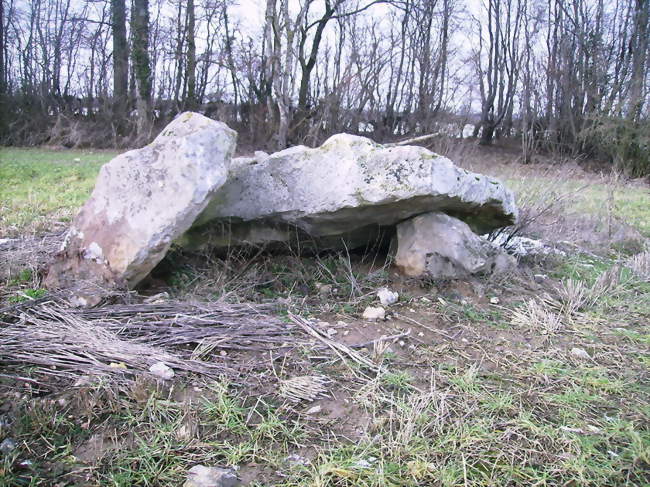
[576,183,650,238]
[1,381,307,486]
[380,371,414,392]
[7,287,47,303]
[0,147,116,235]
[2,338,648,486]
[505,176,650,237]
[277,368,649,487]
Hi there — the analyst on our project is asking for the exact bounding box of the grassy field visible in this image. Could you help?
[503,175,650,239]
[0,147,117,236]
[0,146,649,486]
[1,146,648,238]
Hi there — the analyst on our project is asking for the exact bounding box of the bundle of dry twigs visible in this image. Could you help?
[0,296,299,386]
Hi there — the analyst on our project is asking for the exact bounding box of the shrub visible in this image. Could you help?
[580,115,650,178]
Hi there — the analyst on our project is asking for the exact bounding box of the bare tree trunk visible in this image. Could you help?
[627,0,649,122]
[431,0,450,117]
[415,1,434,132]
[0,0,4,96]
[111,0,128,133]
[296,0,337,130]
[172,1,185,109]
[0,0,5,138]
[276,0,294,149]
[271,0,307,149]
[186,0,196,110]
[131,0,152,138]
[223,8,238,113]
[384,0,410,139]
[263,0,278,143]
[476,0,524,145]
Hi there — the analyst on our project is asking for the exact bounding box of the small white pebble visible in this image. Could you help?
[570,347,591,360]
[0,438,16,454]
[362,306,386,321]
[377,288,399,306]
[305,405,322,415]
[149,362,174,380]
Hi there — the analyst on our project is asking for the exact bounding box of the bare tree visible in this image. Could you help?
[0,0,5,137]
[131,0,152,136]
[111,0,128,132]
[474,0,525,145]
[0,0,647,176]
[185,0,196,109]
[0,0,4,96]
[627,0,649,122]
[295,0,339,133]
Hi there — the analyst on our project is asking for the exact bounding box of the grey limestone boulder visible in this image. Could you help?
[45,112,236,303]
[189,133,517,250]
[395,212,516,279]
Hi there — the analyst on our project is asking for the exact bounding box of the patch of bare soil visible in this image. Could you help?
[1,212,648,485]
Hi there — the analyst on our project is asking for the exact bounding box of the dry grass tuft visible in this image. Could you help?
[510,298,564,334]
[512,263,629,334]
[555,265,624,314]
[556,278,592,314]
[626,251,650,282]
[279,375,331,403]
[0,233,63,285]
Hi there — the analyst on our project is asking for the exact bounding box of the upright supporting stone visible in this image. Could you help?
[45,112,236,305]
[395,212,516,279]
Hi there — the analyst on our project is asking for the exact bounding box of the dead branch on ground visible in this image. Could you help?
[0,297,300,386]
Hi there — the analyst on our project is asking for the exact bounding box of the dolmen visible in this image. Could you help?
[45,112,518,304]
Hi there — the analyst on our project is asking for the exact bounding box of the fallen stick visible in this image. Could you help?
[386,133,439,147]
[288,313,378,374]
[398,314,456,340]
[349,330,411,349]
[0,298,303,385]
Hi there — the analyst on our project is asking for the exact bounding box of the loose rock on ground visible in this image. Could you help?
[184,465,241,487]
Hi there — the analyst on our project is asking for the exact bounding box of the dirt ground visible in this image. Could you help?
[1,143,649,486]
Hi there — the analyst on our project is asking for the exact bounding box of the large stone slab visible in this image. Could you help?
[190,134,517,249]
[395,212,516,278]
[45,112,236,302]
